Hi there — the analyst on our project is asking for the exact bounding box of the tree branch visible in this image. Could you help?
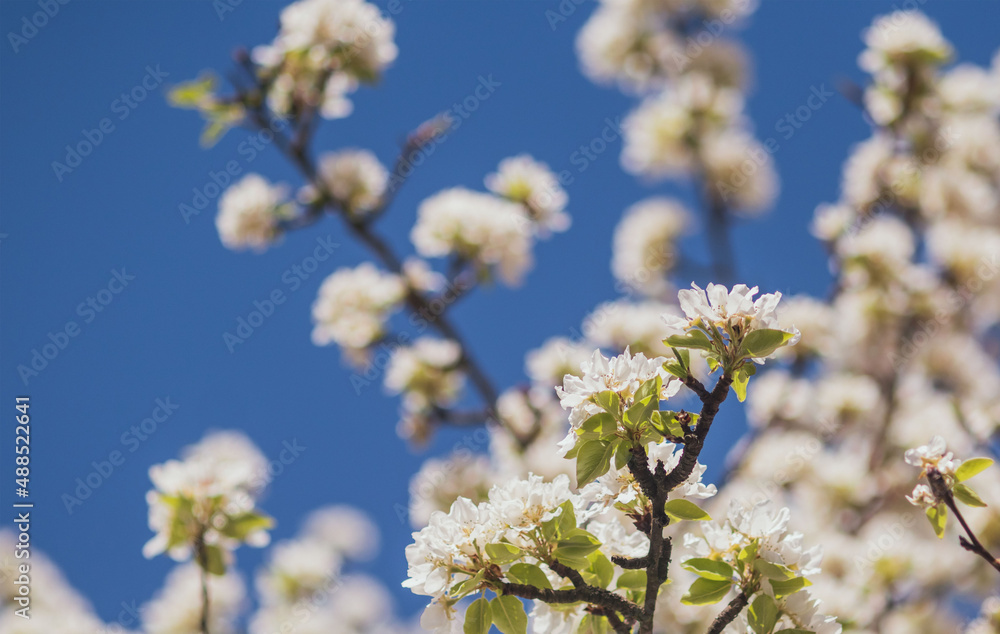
[235,78,537,447]
[662,374,732,492]
[499,580,644,622]
[929,469,1000,575]
[707,590,749,634]
[194,530,211,634]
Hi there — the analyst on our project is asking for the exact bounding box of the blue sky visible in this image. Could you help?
[1,0,997,624]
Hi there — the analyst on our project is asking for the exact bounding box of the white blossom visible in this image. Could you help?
[664,283,800,348]
[859,11,951,75]
[612,197,691,297]
[557,348,680,442]
[313,148,388,216]
[311,263,405,354]
[485,154,570,234]
[700,130,779,214]
[411,187,534,286]
[216,174,290,251]
[143,431,271,561]
[252,0,397,119]
[904,435,960,477]
[385,338,464,410]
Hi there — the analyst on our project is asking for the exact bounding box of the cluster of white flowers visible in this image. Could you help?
[485,154,571,235]
[310,262,406,360]
[714,13,1000,630]
[385,337,464,412]
[859,11,953,125]
[311,148,389,217]
[252,0,397,119]
[666,283,797,337]
[142,431,272,563]
[683,503,840,634]
[576,0,755,91]
[409,156,569,288]
[403,474,576,628]
[411,187,532,286]
[611,197,691,298]
[216,174,292,251]
[251,506,407,634]
[557,347,680,444]
[580,0,778,219]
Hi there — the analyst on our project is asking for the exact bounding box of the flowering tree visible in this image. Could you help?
[5,1,1000,633]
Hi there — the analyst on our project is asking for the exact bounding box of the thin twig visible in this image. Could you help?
[234,73,537,446]
[929,469,1000,574]
[194,530,210,634]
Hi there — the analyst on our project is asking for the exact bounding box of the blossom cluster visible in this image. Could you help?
[718,12,1000,630]
[680,503,839,634]
[252,0,398,120]
[142,431,273,571]
[578,0,777,218]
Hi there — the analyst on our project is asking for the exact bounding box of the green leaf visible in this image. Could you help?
[490,595,527,634]
[633,375,662,404]
[651,410,686,437]
[672,347,691,371]
[584,552,615,589]
[741,329,795,358]
[664,499,712,522]
[681,577,733,606]
[662,361,687,380]
[748,593,779,634]
[577,614,609,634]
[953,483,987,508]
[926,503,947,538]
[451,570,485,598]
[563,439,583,460]
[220,512,273,541]
[775,630,813,634]
[166,497,195,550]
[665,330,715,351]
[768,576,811,599]
[681,558,735,582]
[616,569,647,590]
[486,542,525,564]
[167,73,217,108]
[506,563,552,590]
[613,439,632,470]
[753,558,795,580]
[557,499,578,535]
[956,458,994,482]
[738,541,759,564]
[593,391,621,417]
[624,394,658,429]
[579,412,618,438]
[201,544,227,576]
[732,367,750,402]
[576,440,614,486]
[553,530,602,569]
[464,597,492,634]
